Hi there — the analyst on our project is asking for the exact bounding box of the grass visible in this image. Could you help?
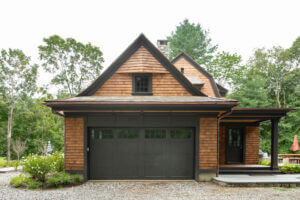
[0,157,19,168]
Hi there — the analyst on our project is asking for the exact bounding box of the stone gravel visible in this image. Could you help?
[0,172,300,200]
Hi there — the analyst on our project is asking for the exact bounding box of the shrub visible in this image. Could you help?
[71,174,84,183]
[280,164,300,174]
[0,157,7,168]
[22,154,52,182]
[13,161,20,171]
[26,180,43,189]
[258,159,271,166]
[46,172,72,187]
[11,174,31,187]
[49,152,64,172]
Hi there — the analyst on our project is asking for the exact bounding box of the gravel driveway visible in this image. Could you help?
[0,172,300,200]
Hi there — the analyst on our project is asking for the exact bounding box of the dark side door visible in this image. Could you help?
[226,127,245,164]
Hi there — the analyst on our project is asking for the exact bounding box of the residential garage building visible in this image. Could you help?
[45,34,292,181]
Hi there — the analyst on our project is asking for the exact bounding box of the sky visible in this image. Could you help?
[0,0,299,89]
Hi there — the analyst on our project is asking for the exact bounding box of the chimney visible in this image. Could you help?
[157,40,170,58]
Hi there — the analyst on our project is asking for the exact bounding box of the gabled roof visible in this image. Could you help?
[171,52,221,97]
[78,34,205,96]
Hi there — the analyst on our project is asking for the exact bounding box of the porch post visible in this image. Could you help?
[271,118,280,170]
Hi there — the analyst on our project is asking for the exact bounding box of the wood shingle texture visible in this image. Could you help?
[173,57,216,97]
[93,46,192,96]
[65,117,84,170]
[199,118,218,169]
[245,126,260,164]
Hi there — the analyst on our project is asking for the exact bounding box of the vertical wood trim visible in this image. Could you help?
[271,118,279,170]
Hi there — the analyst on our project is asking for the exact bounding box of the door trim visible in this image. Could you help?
[225,126,246,164]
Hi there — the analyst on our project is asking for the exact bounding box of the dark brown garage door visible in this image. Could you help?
[88,128,194,180]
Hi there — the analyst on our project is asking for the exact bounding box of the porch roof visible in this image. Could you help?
[221,108,294,123]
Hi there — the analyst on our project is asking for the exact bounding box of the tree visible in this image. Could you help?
[0,49,38,162]
[288,36,300,65]
[206,51,244,88]
[167,19,218,65]
[39,35,104,96]
[248,47,292,108]
[12,138,27,161]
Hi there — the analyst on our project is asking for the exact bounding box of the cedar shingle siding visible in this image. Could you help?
[199,118,218,169]
[65,118,84,170]
[94,46,192,96]
[173,57,216,97]
[245,126,260,164]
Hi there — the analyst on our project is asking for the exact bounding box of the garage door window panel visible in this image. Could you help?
[117,129,139,139]
[170,129,192,139]
[145,129,166,139]
[90,129,114,139]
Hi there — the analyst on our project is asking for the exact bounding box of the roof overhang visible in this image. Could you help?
[220,108,294,124]
[44,96,239,113]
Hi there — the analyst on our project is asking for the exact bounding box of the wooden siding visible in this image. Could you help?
[219,126,226,165]
[117,46,169,73]
[245,126,260,164]
[93,46,192,96]
[219,125,260,165]
[173,57,216,97]
[199,118,218,169]
[65,118,84,170]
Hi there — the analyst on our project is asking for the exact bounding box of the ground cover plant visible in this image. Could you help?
[10,152,83,189]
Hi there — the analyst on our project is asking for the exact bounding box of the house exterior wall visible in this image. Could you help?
[219,125,260,165]
[65,117,84,170]
[172,57,216,97]
[198,118,218,181]
[93,46,192,96]
[245,126,260,164]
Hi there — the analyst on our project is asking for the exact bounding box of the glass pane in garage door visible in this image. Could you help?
[117,129,139,139]
[170,129,193,139]
[90,129,113,139]
[145,129,166,139]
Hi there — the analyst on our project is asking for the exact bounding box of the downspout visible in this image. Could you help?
[216,109,234,177]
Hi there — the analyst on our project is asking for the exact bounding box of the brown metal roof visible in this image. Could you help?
[45,96,238,106]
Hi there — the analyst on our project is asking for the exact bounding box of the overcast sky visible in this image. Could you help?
[0,0,299,88]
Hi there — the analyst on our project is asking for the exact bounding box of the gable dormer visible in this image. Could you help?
[78,34,205,97]
[172,53,224,97]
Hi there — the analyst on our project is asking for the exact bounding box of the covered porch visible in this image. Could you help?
[218,108,293,174]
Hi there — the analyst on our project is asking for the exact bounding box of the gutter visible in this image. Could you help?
[52,109,64,117]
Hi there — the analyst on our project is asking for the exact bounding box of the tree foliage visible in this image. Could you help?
[167,19,218,65]
[0,49,38,162]
[229,38,300,154]
[39,35,104,96]
[206,51,244,88]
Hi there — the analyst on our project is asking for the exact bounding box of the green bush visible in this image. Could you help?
[258,159,271,166]
[11,174,31,187]
[49,152,64,172]
[46,172,72,187]
[72,174,84,183]
[280,164,300,174]
[0,157,6,168]
[26,180,43,189]
[22,154,52,182]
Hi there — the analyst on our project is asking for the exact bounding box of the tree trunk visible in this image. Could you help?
[7,106,14,163]
[274,89,281,108]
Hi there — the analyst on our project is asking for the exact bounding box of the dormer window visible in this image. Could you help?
[132,74,152,95]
